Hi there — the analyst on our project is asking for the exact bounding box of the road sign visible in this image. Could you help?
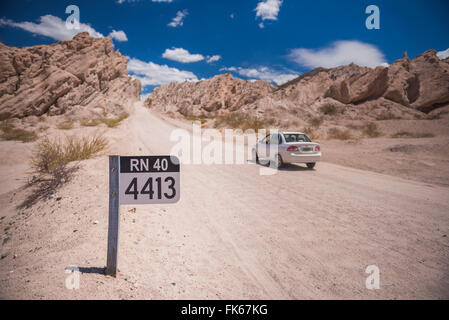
[106,155,180,277]
[119,156,180,205]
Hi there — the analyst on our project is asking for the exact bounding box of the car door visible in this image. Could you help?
[257,134,271,160]
[268,133,281,160]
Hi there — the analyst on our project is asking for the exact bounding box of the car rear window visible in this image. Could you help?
[283,134,312,143]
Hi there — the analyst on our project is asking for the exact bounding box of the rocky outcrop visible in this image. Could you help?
[0,32,141,120]
[145,73,275,117]
[145,49,449,122]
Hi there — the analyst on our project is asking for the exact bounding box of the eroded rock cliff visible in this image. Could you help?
[0,32,141,120]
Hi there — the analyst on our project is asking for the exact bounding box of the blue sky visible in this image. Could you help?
[0,0,448,95]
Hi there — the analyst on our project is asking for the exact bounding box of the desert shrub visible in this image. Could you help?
[80,119,101,127]
[319,104,338,116]
[100,112,129,128]
[426,114,441,120]
[0,121,38,142]
[327,128,352,140]
[185,115,208,124]
[309,117,323,128]
[391,131,435,139]
[301,127,320,140]
[214,113,275,132]
[363,123,381,138]
[31,134,108,174]
[345,123,364,131]
[57,121,75,130]
[21,134,108,208]
[376,111,399,120]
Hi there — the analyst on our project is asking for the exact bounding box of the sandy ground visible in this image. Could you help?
[0,102,449,299]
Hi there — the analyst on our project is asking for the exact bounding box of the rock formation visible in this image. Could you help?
[0,32,141,120]
[145,49,449,122]
[146,73,275,116]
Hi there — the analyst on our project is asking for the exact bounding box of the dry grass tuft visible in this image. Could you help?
[0,121,38,142]
[214,113,276,132]
[327,127,353,140]
[301,127,320,140]
[391,131,435,139]
[308,117,323,128]
[100,112,129,128]
[20,134,108,208]
[80,119,101,127]
[57,121,75,130]
[319,104,339,116]
[185,115,208,124]
[31,134,108,174]
[376,111,400,120]
[363,123,382,138]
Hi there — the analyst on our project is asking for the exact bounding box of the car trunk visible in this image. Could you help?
[287,142,320,154]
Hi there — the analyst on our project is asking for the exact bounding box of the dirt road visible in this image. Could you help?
[1,102,449,299]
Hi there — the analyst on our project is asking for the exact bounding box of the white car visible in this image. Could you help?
[252,132,321,169]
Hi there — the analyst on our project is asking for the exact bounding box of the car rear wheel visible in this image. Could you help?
[253,150,260,164]
[306,162,316,169]
[272,154,283,169]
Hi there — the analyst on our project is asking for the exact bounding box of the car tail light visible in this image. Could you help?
[287,146,298,151]
[315,145,321,151]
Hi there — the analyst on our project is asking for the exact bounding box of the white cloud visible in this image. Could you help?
[206,55,222,63]
[255,0,282,21]
[108,30,128,42]
[162,48,204,63]
[168,10,188,28]
[127,57,198,86]
[0,15,104,41]
[437,48,449,60]
[220,66,298,85]
[288,40,388,69]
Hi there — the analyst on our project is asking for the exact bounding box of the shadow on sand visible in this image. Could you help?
[78,267,106,275]
[248,160,315,172]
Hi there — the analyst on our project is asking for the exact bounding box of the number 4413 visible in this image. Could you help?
[125,176,176,200]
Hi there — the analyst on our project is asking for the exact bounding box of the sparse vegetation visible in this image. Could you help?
[57,121,75,130]
[100,112,129,128]
[21,134,108,208]
[80,119,101,127]
[425,114,441,120]
[0,121,38,142]
[31,134,108,174]
[376,111,400,120]
[345,123,364,131]
[327,127,352,140]
[38,125,49,133]
[214,113,276,132]
[391,131,435,139]
[363,123,382,138]
[309,117,323,128]
[319,104,338,116]
[301,127,320,140]
[185,115,208,124]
